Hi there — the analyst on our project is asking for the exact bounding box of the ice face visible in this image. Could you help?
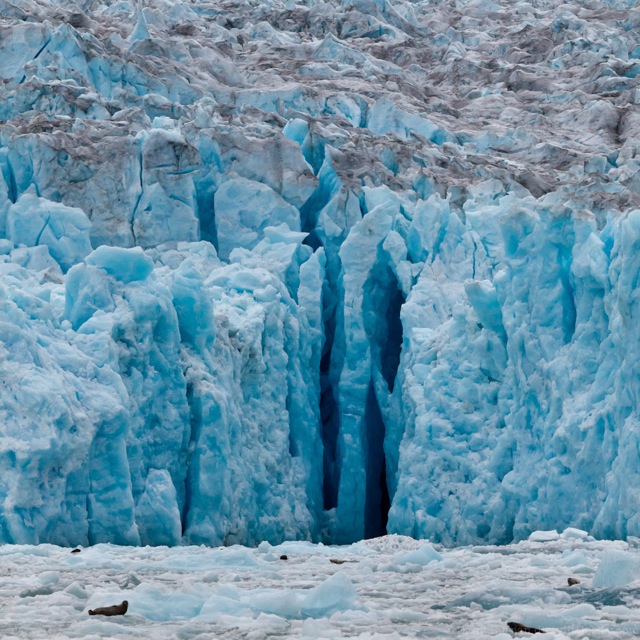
[2,0,640,547]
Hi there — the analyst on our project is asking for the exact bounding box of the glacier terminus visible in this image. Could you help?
[1,0,640,549]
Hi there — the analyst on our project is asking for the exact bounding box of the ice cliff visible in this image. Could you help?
[1,0,640,546]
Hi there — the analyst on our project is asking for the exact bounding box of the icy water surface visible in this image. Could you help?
[1,534,639,639]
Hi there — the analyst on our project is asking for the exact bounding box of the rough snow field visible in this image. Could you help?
[1,534,639,639]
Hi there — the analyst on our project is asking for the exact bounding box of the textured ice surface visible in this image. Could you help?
[7,194,92,272]
[0,535,639,639]
[2,0,640,546]
[592,550,640,589]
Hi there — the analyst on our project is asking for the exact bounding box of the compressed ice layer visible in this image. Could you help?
[135,469,182,546]
[7,194,92,272]
[2,0,640,546]
[215,178,301,260]
[84,246,153,283]
[0,238,323,546]
[387,199,640,545]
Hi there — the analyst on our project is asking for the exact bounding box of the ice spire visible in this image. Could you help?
[128,0,150,43]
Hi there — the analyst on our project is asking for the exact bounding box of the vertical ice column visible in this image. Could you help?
[332,204,394,543]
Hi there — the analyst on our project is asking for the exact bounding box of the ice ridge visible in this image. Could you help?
[1,0,640,546]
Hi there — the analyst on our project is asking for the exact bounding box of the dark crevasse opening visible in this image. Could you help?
[0,152,18,204]
[300,148,341,236]
[195,178,218,249]
[556,244,576,344]
[300,176,332,235]
[320,280,340,511]
[303,229,322,252]
[181,380,201,535]
[364,381,390,538]
[363,262,406,394]
[381,286,405,393]
[301,159,344,512]
[361,263,405,537]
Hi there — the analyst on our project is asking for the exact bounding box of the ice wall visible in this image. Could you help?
[1,0,640,545]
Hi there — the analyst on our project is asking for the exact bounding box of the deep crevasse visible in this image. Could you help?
[1,0,640,546]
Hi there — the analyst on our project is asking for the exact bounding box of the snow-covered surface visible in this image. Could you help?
[2,0,640,547]
[2,535,640,639]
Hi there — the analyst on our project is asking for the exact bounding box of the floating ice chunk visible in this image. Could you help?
[128,584,204,621]
[199,592,253,620]
[64,581,88,599]
[523,603,598,630]
[85,246,154,284]
[360,534,423,554]
[393,542,442,566]
[560,527,590,540]
[560,550,590,567]
[593,550,640,588]
[75,618,135,637]
[528,530,561,543]
[301,617,343,638]
[451,584,570,609]
[271,540,330,557]
[301,573,362,618]
[38,571,59,585]
[7,194,92,272]
[250,590,301,618]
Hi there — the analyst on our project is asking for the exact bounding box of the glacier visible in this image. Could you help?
[1,0,640,547]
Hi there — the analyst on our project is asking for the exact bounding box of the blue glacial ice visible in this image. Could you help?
[1,0,640,547]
